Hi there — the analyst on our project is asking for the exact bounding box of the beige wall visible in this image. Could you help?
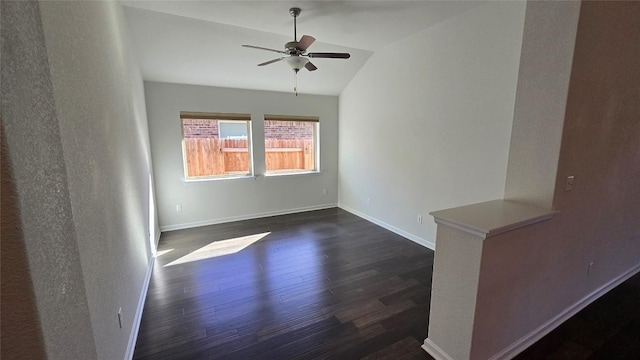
[2,1,97,358]
[551,0,640,286]
[425,2,640,358]
[471,1,640,358]
[1,125,47,359]
[2,1,155,359]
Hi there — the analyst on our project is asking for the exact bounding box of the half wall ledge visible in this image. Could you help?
[429,199,557,240]
[423,199,557,360]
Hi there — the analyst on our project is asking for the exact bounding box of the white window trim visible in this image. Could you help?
[180,112,253,181]
[263,115,320,176]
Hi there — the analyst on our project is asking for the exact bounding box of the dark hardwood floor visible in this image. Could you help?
[515,270,640,360]
[134,208,640,359]
[134,208,434,359]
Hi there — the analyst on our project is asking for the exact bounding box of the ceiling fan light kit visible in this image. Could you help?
[242,7,351,95]
[286,56,309,71]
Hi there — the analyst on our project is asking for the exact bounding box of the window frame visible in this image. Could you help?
[180,111,253,181]
[263,114,320,176]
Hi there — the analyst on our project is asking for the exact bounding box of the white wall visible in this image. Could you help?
[424,1,640,358]
[504,0,580,209]
[338,1,526,248]
[145,82,339,231]
[3,1,156,359]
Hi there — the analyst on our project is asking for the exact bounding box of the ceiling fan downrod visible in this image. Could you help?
[290,7,301,41]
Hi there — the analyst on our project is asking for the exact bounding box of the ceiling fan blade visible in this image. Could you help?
[307,52,351,59]
[242,44,287,54]
[296,35,316,51]
[305,62,317,72]
[258,57,285,66]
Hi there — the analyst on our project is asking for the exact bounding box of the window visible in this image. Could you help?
[264,114,319,175]
[180,112,252,180]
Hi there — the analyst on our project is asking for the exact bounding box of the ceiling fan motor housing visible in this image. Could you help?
[285,41,301,53]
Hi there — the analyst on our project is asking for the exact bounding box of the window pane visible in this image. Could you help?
[264,120,317,173]
[182,118,251,179]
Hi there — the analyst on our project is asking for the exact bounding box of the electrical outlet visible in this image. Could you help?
[117,307,123,329]
[322,189,327,195]
[587,262,594,276]
[417,215,423,224]
[366,197,371,205]
[176,204,182,212]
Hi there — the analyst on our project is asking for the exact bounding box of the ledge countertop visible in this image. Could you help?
[430,199,557,239]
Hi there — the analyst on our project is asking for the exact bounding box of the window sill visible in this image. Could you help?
[184,174,255,183]
[264,171,321,178]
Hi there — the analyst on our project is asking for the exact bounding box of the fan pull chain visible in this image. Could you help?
[294,71,298,96]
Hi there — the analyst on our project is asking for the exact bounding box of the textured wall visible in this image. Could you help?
[38,1,155,358]
[1,125,47,359]
[427,226,484,360]
[1,1,97,358]
[470,2,640,358]
[338,1,526,247]
[551,0,640,284]
[503,0,581,209]
[2,1,156,359]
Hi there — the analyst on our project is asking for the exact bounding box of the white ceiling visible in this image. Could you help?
[122,1,483,96]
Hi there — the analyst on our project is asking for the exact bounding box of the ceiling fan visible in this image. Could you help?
[242,7,350,93]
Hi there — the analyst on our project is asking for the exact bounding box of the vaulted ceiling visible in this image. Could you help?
[122,1,483,95]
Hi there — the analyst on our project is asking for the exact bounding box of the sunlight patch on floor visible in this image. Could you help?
[164,232,270,267]
[155,248,174,257]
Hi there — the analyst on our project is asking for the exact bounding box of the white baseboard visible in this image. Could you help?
[422,338,456,360]
[124,255,155,360]
[159,204,338,232]
[488,263,640,360]
[338,204,435,250]
[423,263,640,360]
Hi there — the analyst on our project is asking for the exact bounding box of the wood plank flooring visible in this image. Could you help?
[134,208,435,359]
[515,270,640,360]
[134,208,640,359]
